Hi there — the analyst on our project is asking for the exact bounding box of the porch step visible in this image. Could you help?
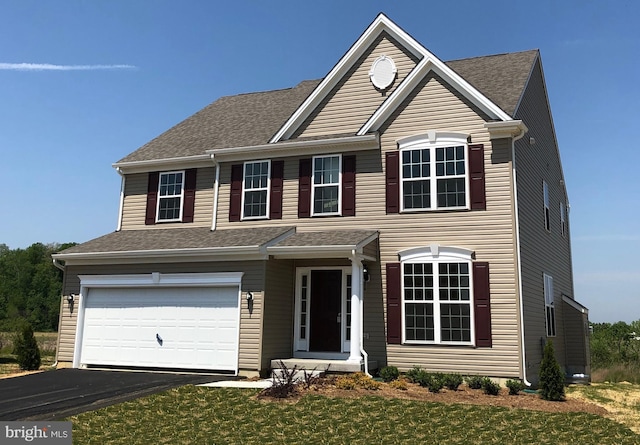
[270,358,378,374]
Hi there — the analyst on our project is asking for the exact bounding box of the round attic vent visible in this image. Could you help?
[369,55,397,90]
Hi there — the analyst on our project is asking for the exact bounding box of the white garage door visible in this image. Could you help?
[79,286,239,372]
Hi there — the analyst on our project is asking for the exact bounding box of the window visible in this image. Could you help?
[560,202,567,237]
[312,155,341,215]
[544,273,556,336]
[157,171,184,222]
[543,181,550,231]
[242,160,270,219]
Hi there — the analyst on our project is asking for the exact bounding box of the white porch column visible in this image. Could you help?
[348,257,362,363]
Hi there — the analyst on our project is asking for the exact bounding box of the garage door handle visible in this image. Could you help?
[156,333,163,346]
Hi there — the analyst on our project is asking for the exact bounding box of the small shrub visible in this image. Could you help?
[13,323,41,371]
[481,377,501,396]
[539,340,565,401]
[442,373,463,390]
[506,379,526,395]
[425,373,444,393]
[405,366,426,384]
[388,378,408,390]
[334,372,381,390]
[259,361,299,398]
[465,375,484,389]
[379,366,400,382]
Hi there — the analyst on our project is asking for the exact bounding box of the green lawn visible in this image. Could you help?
[69,386,639,445]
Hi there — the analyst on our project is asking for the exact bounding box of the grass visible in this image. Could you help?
[592,364,640,384]
[0,331,57,375]
[569,383,640,434]
[68,386,640,445]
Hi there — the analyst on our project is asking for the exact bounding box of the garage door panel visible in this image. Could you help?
[80,286,239,371]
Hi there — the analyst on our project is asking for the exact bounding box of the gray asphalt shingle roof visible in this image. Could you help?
[117,50,538,164]
[56,226,295,255]
[271,230,378,248]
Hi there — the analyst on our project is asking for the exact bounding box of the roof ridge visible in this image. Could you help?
[446,49,539,64]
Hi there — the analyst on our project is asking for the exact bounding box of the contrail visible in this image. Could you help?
[0,63,137,71]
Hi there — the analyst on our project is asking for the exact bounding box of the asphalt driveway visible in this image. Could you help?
[0,369,235,420]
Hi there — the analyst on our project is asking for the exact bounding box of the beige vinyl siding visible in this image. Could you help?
[120,167,215,230]
[216,72,522,376]
[294,32,420,139]
[260,260,295,370]
[514,57,575,382]
[56,261,265,372]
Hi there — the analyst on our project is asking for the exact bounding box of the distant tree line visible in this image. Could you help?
[590,320,640,369]
[0,242,75,332]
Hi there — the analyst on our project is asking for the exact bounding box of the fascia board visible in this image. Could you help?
[267,245,356,259]
[562,295,589,314]
[484,120,528,139]
[53,246,268,265]
[269,13,427,143]
[358,57,513,136]
[113,154,214,174]
[208,134,379,163]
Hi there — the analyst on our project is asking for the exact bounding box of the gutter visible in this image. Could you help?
[510,125,531,386]
[211,157,220,231]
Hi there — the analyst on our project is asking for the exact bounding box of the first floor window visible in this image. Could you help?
[243,160,270,219]
[544,273,556,336]
[312,155,341,215]
[157,171,184,221]
[404,260,472,344]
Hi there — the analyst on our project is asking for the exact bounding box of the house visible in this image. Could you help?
[53,13,590,384]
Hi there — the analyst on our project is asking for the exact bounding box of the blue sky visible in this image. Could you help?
[1,1,637,323]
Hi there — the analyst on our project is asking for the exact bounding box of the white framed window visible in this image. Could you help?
[242,160,270,219]
[544,273,556,337]
[560,201,567,237]
[400,134,469,211]
[543,181,550,231]
[312,154,341,216]
[157,171,184,222]
[401,246,474,345]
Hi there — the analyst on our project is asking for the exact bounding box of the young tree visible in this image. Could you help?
[539,339,565,401]
[13,322,41,371]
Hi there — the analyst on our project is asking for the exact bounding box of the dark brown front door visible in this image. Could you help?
[309,270,342,352]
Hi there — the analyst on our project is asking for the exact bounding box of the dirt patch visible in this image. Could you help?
[569,382,640,434]
[258,377,608,416]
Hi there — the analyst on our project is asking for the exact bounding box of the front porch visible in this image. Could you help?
[271,358,379,374]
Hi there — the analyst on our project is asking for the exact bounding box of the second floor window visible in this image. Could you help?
[157,171,184,222]
[243,160,270,219]
[543,180,550,231]
[312,155,341,215]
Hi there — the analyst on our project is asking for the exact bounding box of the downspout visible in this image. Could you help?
[511,127,531,386]
[211,156,220,231]
[351,250,370,377]
[51,257,66,368]
[115,167,125,232]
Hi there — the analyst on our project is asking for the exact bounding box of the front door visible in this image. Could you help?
[309,270,342,352]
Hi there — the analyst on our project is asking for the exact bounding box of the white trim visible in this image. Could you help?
[156,170,185,223]
[209,134,378,163]
[369,55,397,90]
[311,154,342,217]
[400,249,475,346]
[116,168,125,232]
[270,13,425,143]
[398,133,470,212]
[112,154,212,174]
[241,159,271,220]
[484,121,528,139]
[211,160,220,231]
[562,294,588,315]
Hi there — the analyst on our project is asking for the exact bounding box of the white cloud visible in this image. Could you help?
[0,63,136,71]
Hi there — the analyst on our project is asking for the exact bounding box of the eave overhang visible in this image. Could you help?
[113,154,214,174]
[208,133,379,163]
[267,231,378,261]
[484,120,528,140]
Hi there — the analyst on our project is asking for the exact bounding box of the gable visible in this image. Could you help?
[292,32,420,139]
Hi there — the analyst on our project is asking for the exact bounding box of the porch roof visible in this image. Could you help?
[267,230,378,260]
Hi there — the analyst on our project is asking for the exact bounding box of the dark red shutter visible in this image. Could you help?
[270,160,284,220]
[469,144,486,210]
[473,261,492,347]
[229,164,243,222]
[342,155,356,217]
[386,262,402,344]
[145,171,159,225]
[298,158,312,218]
[182,168,197,223]
[386,151,400,214]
